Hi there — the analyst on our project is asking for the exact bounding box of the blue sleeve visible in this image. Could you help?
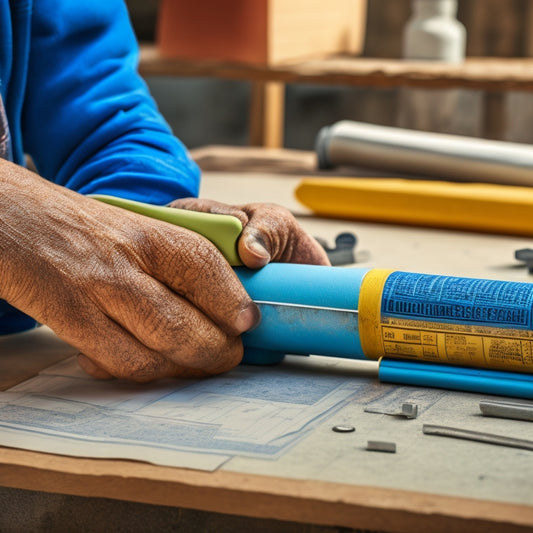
[22,0,200,205]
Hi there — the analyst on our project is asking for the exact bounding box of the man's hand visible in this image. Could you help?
[167,198,331,269]
[0,161,261,381]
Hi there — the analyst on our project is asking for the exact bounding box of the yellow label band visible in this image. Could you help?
[358,269,394,360]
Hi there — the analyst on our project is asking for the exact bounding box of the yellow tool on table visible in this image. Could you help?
[295,177,533,236]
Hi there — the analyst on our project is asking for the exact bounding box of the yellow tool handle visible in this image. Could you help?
[295,177,533,236]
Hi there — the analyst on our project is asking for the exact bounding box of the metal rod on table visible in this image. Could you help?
[316,120,533,187]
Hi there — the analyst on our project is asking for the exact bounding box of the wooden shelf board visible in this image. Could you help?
[139,44,533,91]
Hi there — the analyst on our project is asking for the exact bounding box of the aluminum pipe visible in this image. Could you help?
[316,120,533,187]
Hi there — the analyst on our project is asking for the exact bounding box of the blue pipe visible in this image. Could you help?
[379,359,533,399]
[235,263,533,398]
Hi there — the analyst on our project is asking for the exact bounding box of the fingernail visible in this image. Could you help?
[246,238,270,261]
[235,302,261,333]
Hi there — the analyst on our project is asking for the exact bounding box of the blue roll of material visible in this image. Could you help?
[236,264,369,360]
[235,263,533,397]
[379,359,533,400]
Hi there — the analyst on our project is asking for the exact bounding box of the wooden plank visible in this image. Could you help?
[460,0,525,57]
[364,0,409,59]
[190,145,317,173]
[1,449,532,533]
[138,45,533,92]
[249,81,285,147]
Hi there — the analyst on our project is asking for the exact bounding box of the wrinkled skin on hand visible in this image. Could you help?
[0,161,261,381]
[0,161,328,382]
[167,198,330,268]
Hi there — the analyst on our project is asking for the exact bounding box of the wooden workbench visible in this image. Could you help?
[1,149,533,532]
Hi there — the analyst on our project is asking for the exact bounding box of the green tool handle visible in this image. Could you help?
[90,194,243,265]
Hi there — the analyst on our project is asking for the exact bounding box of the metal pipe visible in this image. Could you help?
[316,120,533,187]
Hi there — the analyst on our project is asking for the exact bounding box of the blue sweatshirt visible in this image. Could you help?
[0,0,201,333]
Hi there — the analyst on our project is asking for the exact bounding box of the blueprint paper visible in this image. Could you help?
[0,356,366,470]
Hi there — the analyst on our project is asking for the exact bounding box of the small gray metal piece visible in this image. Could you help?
[423,424,533,451]
[399,403,419,419]
[332,425,356,433]
[515,248,533,273]
[479,399,533,422]
[366,440,397,453]
[315,232,357,266]
[364,402,418,419]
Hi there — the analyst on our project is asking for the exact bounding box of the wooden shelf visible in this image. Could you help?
[139,44,533,147]
[139,44,533,91]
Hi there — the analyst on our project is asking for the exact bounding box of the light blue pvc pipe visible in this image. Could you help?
[379,359,533,399]
[236,263,369,361]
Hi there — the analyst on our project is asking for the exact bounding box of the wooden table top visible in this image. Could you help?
[2,151,533,532]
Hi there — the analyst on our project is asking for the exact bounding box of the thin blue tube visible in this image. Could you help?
[379,359,533,399]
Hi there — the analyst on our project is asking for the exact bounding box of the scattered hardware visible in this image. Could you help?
[332,425,356,433]
[515,248,533,273]
[366,441,397,453]
[479,399,533,422]
[423,424,533,451]
[315,232,357,266]
[364,402,419,419]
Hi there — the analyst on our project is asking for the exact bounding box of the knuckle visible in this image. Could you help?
[167,328,241,373]
[160,228,219,275]
[115,354,162,383]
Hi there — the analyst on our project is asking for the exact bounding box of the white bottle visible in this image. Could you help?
[397,0,481,136]
[403,0,465,63]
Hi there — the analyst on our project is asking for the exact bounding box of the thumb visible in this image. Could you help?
[238,227,272,268]
[239,218,330,267]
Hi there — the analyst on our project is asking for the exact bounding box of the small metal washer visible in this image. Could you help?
[332,425,356,433]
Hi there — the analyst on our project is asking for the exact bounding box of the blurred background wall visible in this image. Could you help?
[125,0,533,150]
